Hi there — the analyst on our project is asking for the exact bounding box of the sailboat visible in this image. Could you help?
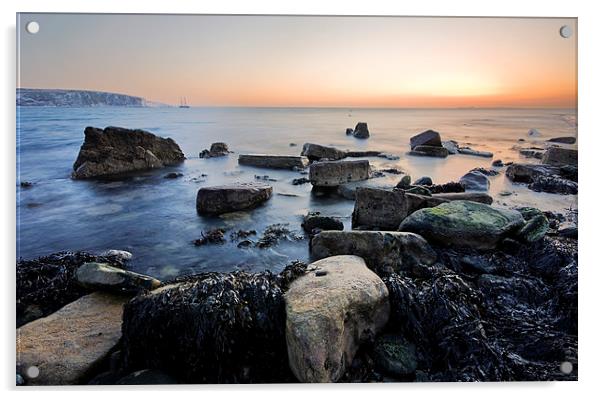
[179,97,190,108]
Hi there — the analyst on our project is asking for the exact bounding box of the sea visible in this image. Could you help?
[16,107,578,278]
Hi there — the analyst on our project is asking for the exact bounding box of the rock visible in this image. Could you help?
[460,255,498,274]
[238,154,309,170]
[20,181,33,188]
[530,174,578,195]
[301,143,347,161]
[459,170,490,191]
[519,148,544,159]
[410,130,442,149]
[428,181,466,194]
[413,176,432,186]
[199,142,230,158]
[16,292,127,385]
[164,172,183,179]
[196,182,273,215]
[442,140,459,154]
[492,159,504,167]
[528,128,541,137]
[397,175,412,188]
[309,160,370,187]
[378,153,400,160]
[101,249,133,261]
[310,231,436,274]
[398,200,525,250]
[302,212,344,233]
[409,145,448,158]
[75,262,161,293]
[345,128,354,135]
[352,187,493,230]
[404,186,432,196]
[469,167,499,176]
[558,221,578,238]
[284,255,389,382]
[72,126,185,179]
[117,369,177,385]
[345,150,383,157]
[292,177,310,185]
[542,147,578,166]
[372,334,417,377]
[505,164,578,194]
[548,137,576,144]
[352,122,370,139]
[499,191,513,197]
[457,147,494,158]
[516,214,549,243]
[336,176,398,200]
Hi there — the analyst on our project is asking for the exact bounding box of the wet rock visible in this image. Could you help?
[542,147,577,166]
[442,140,459,154]
[256,223,303,248]
[117,369,177,385]
[75,262,161,293]
[285,255,389,382]
[345,128,354,136]
[413,176,432,186]
[193,228,226,246]
[238,154,309,170]
[292,177,311,185]
[199,142,230,158]
[164,172,183,179]
[457,147,494,158]
[492,159,504,167]
[346,150,383,157]
[72,126,185,179]
[196,182,273,215]
[459,170,490,191]
[301,143,346,161]
[558,221,578,238]
[519,148,544,159]
[505,164,577,195]
[336,176,398,200]
[410,130,442,149]
[352,122,370,139]
[309,160,370,187]
[20,181,33,188]
[372,334,417,377]
[101,249,133,261]
[302,212,344,233]
[547,137,576,144]
[310,231,436,274]
[516,214,549,243]
[469,167,499,176]
[17,292,127,385]
[404,186,432,196]
[397,175,412,188]
[378,153,400,160]
[398,200,525,250]
[428,181,465,194]
[409,145,448,158]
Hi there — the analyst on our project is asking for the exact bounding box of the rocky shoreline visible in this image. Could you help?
[16,124,578,385]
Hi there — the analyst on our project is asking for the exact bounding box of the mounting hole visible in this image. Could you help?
[26,21,40,34]
[559,25,572,39]
[26,366,40,379]
[559,361,573,374]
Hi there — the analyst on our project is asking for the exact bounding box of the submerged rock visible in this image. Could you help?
[302,212,344,233]
[408,145,448,158]
[410,130,442,149]
[310,231,436,274]
[75,262,161,293]
[457,147,494,158]
[285,255,389,382]
[459,170,490,191]
[542,147,577,166]
[17,292,127,385]
[309,160,370,187]
[398,200,525,250]
[301,143,347,161]
[199,142,230,158]
[196,182,273,215]
[163,172,184,179]
[352,122,370,139]
[72,126,185,179]
[238,154,309,170]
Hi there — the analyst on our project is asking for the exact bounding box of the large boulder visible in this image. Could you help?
[196,182,273,215]
[199,142,230,158]
[238,154,309,170]
[459,170,490,191]
[309,160,370,187]
[310,231,436,274]
[75,262,161,293]
[398,200,525,250]
[410,130,442,149]
[408,145,448,158]
[72,126,185,179]
[352,122,370,139]
[284,255,389,382]
[16,292,127,385]
[542,147,577,166]
[301,143,347,161]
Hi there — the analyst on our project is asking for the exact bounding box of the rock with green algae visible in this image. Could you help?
[516,214,549,243]
[372,334,417,377]
[398,200,525,250]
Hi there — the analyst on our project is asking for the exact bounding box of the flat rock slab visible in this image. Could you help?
[336,175,398,200]
[17,292,128,385]
[285,255,389,382]
[196,182,273,215]
[311,230,436,274]
[76,262,161,293]
[301,143,347,161]
[72,126,185,179]
[408,145,448,158]
[398,200,525,250]
[309,160,370,187]
[238,154,309,170]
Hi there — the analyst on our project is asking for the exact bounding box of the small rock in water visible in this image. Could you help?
[193,228,226,246]
[309,160,370,187]
[409,145,448,158]
[345,127,354,136]
[199,142,230,158]
[492,159,504,167]
[442,140,459,154]
[499,191,513,197]
[377,153,400,160]
[301,212,344,233]
[396,175,412,189]
[410,130,442,149]
[413,176,432,186]
[547,136,576,144]
[301,143,347,162]
[196,182,273,215]
[239,154,309,170]
[75,262,161,293]
[292,177,310,185]
[459,170,490,191]
[352,122,370,139]
[457,147,494,158]
[164,172,184,179]
[101,249,133,261]
[289,143,298,147]
[469,167,499,176]
[528,128,541,137]
[20,181,34,188]
[255,174,277,182]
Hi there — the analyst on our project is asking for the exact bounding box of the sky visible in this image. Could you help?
[17,14,577,108]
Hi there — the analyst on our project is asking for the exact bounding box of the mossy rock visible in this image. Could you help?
[373,334,417,377]
[398,200,525,250]
[516,214,549,243]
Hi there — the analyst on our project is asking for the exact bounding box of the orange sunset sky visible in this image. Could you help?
[18,14,577,108]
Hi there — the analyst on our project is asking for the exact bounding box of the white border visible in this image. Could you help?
[2,1,600,398]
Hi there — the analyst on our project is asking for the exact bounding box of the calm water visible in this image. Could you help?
[16,107,577,277]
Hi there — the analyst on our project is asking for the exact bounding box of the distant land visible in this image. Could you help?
[16,88,167,107]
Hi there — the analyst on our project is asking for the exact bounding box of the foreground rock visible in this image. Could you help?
[311,231,436,274]
[72,126,185,179]
[352,187,492,230]
[350,122,370,139]
[196,183,273,215]
[398,201,525,250]
[301,143,346,161]
[302,212,344,233]
[459,170,490,191]
[285,255,389,382]
[410,130,442,149]
[542,147,577,166]
[238,154,309,170]
[17,292,127,385]
[505,163,577,194]
[199,142,230,158]
[75,262,161,293]
[309,160,370,187]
